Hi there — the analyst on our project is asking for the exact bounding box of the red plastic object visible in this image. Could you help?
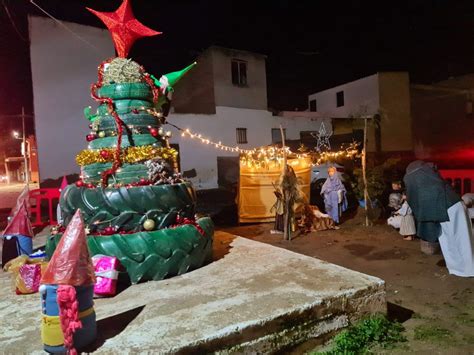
[28,188,61,227]
[439,169,474,196]
[3,200,34,237]
[41,209,95,286]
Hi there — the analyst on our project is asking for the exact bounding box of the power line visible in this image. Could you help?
[0,114,34,118]
[29,0,101,53]
[2,0,27,41]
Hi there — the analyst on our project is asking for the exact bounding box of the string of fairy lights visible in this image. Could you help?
[313,142,360,165]
[167,123,254,154]
[165,122,361,167]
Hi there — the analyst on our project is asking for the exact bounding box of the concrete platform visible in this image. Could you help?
[0,232,385,354]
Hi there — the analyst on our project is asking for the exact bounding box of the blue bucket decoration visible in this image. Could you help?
[40,284,97,353]
[17,235,33,255]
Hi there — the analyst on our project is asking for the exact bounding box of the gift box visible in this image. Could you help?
[3,255,48,294]
[92,255,120,297]
[18,263,42,294]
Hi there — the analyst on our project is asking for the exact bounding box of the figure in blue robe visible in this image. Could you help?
[320,167,348,224]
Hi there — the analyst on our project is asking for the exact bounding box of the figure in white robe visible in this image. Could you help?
[439,201,474,277]
[404,161,474,277]
[398,200,416,240]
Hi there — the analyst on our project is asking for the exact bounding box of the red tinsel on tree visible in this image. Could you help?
[90,59,127,187]
[88,60,161,187]
[172,216,206,237]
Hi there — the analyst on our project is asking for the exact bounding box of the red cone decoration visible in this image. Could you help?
[2,200,34,238]
[41,209,95,286]
[87,0,161,58]
[10,184,31,216]
[60,175,68,192]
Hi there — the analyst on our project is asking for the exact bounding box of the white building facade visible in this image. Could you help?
[169,46,328,189]
[308,72,413,154]
[29,16,115,181]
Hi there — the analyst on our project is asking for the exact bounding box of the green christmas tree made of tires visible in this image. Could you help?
[46,0,213,284]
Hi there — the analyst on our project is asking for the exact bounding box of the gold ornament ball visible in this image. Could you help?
[143,219,155,231]
[98,131,106,138]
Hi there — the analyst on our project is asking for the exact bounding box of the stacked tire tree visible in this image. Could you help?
[46,58,213,284]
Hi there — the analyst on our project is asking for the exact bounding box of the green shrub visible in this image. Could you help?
[315,314,407,355]
[351,158,399,201]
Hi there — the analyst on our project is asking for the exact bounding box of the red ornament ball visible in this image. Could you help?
[132,108,139,114]
[86,183,95,189]
[100,150,110,159]
[104,226,115,235]
[149,127,159,137]
[86,134,96,142]
[75,180,85,187]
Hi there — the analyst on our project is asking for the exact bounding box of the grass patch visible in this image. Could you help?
[463,334,474,344]
[314,314,407,354]
[455,312,474,326]
[411,313,439,321]
[414,324,453,342]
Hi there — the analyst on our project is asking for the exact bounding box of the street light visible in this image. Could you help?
[10,108,29,184]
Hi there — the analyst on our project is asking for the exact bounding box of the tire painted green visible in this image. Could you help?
[95,113,158,131]
[60,182,196,233]
[46,217,214,284]
[97,99,153,115]
[88,134,159,149]
[83,163,150,185]
[98,83,152,100]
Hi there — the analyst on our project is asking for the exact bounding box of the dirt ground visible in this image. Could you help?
[220,209,474,354]
[1,185,472,353]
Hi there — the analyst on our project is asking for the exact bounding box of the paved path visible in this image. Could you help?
[0,232,385,353]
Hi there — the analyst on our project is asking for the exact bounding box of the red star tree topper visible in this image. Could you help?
[87,0,161,58]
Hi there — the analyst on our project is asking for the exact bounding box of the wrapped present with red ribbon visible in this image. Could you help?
[92,255,120,297]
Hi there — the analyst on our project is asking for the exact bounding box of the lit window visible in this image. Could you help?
[231,59,247,86]
[236,128,248,144]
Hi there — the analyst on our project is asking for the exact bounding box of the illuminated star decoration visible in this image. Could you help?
[87,0,161,58]
[313,122,332,152]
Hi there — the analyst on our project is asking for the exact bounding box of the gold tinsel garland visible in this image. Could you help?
[76,146,178,166]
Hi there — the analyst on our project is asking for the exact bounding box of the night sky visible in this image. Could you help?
[2,0,474,126]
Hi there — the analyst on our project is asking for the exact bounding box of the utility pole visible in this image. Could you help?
[362,116,369,227]
[280,125,291,241]
[1,111,34,185]
[21,107,29,185]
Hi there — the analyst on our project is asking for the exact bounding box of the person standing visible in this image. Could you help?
[404,160,474,277]
[320,166,347,224]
